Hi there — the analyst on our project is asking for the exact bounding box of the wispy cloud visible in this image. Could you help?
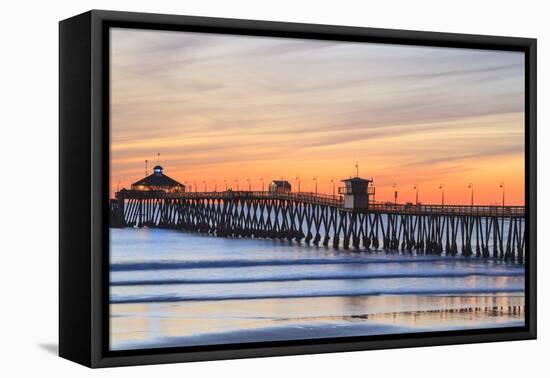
[109,28,525,205]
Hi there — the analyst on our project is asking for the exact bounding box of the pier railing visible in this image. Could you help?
[115,189,524,217]
[367,203,525,217]
[116,189,343,206]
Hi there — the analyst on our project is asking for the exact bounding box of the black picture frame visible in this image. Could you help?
[59,9,537,368]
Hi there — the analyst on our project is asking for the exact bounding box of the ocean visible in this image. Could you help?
[109,227,525,351]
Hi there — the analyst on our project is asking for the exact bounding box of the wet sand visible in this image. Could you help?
[111,293,524,350]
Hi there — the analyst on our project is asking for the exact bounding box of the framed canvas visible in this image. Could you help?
[59,10,537,368]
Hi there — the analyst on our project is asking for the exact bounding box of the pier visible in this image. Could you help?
[109,188,526,262]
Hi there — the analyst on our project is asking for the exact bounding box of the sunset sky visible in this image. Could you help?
[110,28,525,205]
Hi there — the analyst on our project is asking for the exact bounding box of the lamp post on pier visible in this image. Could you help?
[500,182,505,206]
[235,179,239,191]
[295,177,301,193]
[413,184,419,205]
[224,179,228,191]
[331,178,335,197]
[439,184,445,207]
[193,181,197,193]
[313,176,318,195]
[260,177,264,191]
[468,183,474,206]
[203,180,207,192]
[393,183,398,205]
[246,178,251,191]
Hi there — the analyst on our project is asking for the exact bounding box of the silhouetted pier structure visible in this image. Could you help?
[110,188,526,262]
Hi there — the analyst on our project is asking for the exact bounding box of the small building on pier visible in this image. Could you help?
[130,165,185,193]
[339,177,375,211]
[269,180,291,193]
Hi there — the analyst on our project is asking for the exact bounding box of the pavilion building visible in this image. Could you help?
[130,165,185,193]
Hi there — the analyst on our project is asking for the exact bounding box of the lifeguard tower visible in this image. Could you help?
[339,177,375,211]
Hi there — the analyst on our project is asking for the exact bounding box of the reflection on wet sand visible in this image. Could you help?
[111,294,524,350]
